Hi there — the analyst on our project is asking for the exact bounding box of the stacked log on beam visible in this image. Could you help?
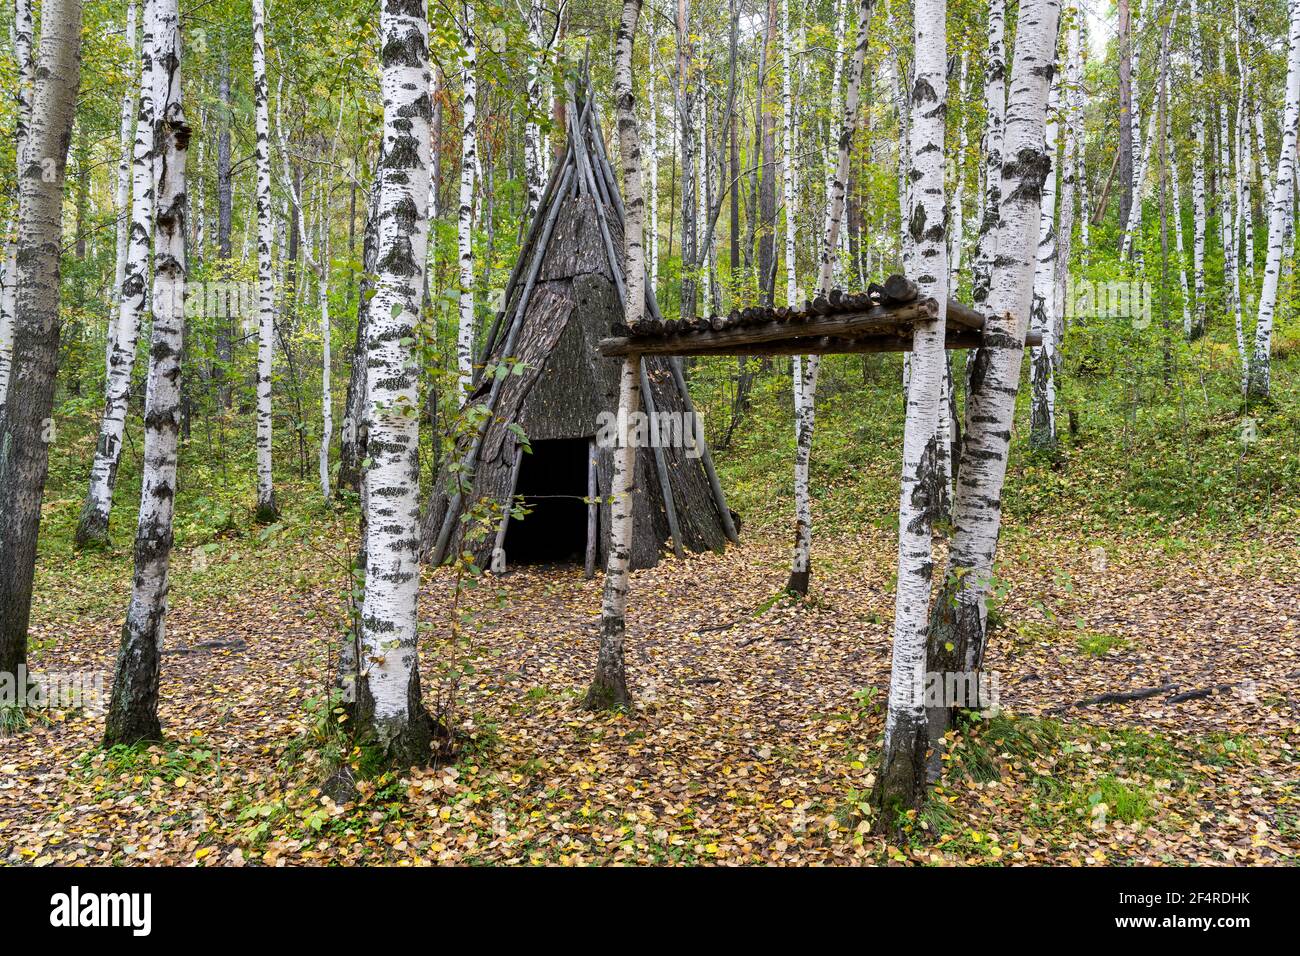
[599,275,1038,359]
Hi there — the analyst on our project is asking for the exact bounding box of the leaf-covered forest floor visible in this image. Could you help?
[2,330,1298,866]
[2,521,1296,866]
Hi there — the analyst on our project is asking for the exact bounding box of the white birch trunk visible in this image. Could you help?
[972,0,1006,312]
[1217,38,1246,388]
[318,186,332,499]
[928,0,1061,691]
[588,0,646,711]
[878,0,948,820]
[1076,15,1090,261]
[105,0,187,746]
[647,16,659,288]
[949,56,967,296]
[1167,79,1193,338]
[523,0,547,219]
[252,0,277,521]
[75,0,157,548]
[0,0,83,679]
[456,6,478,405]
[0,0,36,411]
[1233,0,1255,279]
[1054,8,1080,346]
[356,0,436,760]
[1249,0,1300,399]
[1030,75,1059,451]
[108,0,139,366]
[1189,0,1208,337]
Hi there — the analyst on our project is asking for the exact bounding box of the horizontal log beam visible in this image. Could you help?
[603,299,939,356]
[598,328,1042,358]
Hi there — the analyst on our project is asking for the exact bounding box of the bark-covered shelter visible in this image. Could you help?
[421,86,738,573]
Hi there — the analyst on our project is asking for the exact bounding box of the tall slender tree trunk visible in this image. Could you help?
[757,0,778,305]
[786,0,820,596]
[1118,0,1133,232]
[876,0,946,827]
[1189,0,1208,339]
[677,0,698,322]
[1167,75,1192,338]
[252,0,278,521]
[972,0,1007,313]
[338,161,382,496]
[356,0,437,764]
[108,0,139,370]
[216,50,233,407]
[0,0,36,412]
[0,0,83,682]
[318,186,333,498]
[925,0,1061,753]
[75,0,157,549]
[456,5,477,404]
[1054,7,1080,351]
[587,0,646,711]
[1030,75,1060,452]
[647,15,659,290]
[1217,38,1245,390]
[523,0,547,220]
[1249,0,1300,399]
[105,0,188,746]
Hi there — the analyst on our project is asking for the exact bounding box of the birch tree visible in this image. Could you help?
[785,0,820,596]
[1054,7,1080,348]
[587,0,646,711]
[1189,0,1209,338]
[876,0,947,824]
[75,0,157,549]
[677,0,698,321]
[522,0,549,219]
[1249,0,1300,399]
[355,0,438,762]
[105,0,188,746]
[924,0,1062,749]
[0,0,83,683]
[109,0,139,358]
[457,5,478,404]
[646,15,659,287]
[252,0,278,521]
[0,0,36,411]
[1030,75,1060,452]
[971,0,1006,313]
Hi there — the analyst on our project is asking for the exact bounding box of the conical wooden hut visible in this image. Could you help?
[421,86,738,572]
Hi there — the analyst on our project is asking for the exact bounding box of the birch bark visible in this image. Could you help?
[456,5,478,404]
[587,0,646,710]
[356,0,437,762]
[75,0,157,548]
[924,0,1062,741]
[877,0,947,824]
[0,0,83,680]
[104,0,186,746]
[1249,0,1300,399]
[252,0,278,521]
[0,0,36,410]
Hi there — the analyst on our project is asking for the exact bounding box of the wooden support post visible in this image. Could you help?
[489,443,525,574]
[585,437,598,579]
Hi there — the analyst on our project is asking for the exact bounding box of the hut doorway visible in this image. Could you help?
[503,437,593,565]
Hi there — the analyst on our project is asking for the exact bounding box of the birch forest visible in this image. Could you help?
[0,0,1298,876]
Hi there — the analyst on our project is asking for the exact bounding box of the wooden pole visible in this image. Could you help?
[585,438,599,578]
[489,443,526,574]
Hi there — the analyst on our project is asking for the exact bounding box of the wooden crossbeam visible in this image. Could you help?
[599,327,1042,358]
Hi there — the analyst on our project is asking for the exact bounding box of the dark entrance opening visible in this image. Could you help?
[503,437,592,565]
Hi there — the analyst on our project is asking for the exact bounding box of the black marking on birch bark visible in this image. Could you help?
[1003,147,1052,205]
[383,31,428,68]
